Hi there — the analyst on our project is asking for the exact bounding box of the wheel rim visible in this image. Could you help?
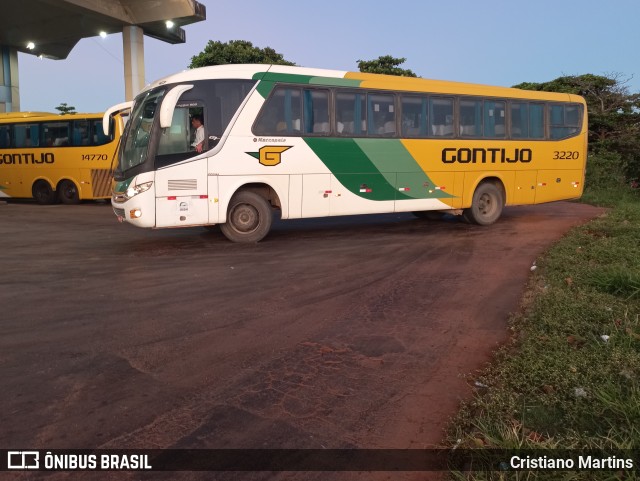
[62,184,77,200]
[477,192,496,217]
[34,183,52,203]
[230,203,260,233]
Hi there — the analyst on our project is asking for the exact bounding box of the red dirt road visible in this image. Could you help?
[0,200,604,480]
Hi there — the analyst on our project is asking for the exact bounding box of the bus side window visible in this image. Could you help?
[459,98,482,137]
[429,97,454,137]
[336,92,365,136]
[367,93,395,136]
[549,103,581,139]
[253,86,301,136]
[14,124,40,148]
[529,103,545,139]
[401,95,428,137]
[157,107,193,155]
[484,100,505,138]
[0,126,10,148]
[72,120,90,146]
[303,89,329,134]
[43,121,70,146]
[92,120,109,145]
[510,102,528,138]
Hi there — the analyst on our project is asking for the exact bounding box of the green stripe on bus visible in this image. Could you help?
[353,139,455,200]
[309,77,362,88]
[253,73,361,98]
[304,138,455,201]
[303,138,411,201]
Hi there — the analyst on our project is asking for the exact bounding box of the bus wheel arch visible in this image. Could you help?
[57,179,81,205]
[463,177,505,225]
[32,179,57,205]
[220,184,279,243]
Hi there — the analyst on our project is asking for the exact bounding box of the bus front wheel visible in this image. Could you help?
[463,182,504,225]
[32,180,57,205]
[220,191,273,243]
[58,180,80,205]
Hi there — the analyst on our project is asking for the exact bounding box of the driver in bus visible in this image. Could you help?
[191,115,205,153]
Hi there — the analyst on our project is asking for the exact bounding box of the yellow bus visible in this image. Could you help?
[0,111,126,204]
[104,65,587,242]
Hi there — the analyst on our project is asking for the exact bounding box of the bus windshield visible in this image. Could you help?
[119,88,165,172]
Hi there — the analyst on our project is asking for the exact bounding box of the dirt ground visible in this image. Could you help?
[0,200,605,480]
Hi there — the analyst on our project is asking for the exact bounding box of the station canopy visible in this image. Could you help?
[0,0,206,59]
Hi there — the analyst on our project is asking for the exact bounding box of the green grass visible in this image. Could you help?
[446,184,640,480]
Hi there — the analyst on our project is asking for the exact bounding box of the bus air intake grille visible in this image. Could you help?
[168,179,197,190]
[91,169,112,198]
[113,207,125,218]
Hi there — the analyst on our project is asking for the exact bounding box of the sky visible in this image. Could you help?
[17,0,640,113]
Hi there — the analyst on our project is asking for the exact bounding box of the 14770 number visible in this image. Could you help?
[82,154,108,161]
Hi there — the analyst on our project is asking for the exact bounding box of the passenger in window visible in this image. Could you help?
[191,115,205,153]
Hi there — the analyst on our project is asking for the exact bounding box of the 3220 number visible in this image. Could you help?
[553,151,580,160]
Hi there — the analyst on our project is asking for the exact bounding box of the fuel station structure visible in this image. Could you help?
[0,0,206,112]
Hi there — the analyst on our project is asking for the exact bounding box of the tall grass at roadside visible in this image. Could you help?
[447,183,640,480]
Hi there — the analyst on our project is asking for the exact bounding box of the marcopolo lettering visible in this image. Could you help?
[442,147,532,164]
[1,152,55,165]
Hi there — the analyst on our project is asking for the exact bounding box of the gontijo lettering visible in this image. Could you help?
[442,147,532,164]
[1,153,54,165]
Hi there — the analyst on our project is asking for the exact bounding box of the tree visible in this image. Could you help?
[356,55,417,77]
[514,74,640,181]
[55,103,76,114]
[189,40,295,69]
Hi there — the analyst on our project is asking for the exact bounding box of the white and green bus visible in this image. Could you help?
[104,64,587,242]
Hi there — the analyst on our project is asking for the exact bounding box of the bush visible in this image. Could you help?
[585,151,628,191]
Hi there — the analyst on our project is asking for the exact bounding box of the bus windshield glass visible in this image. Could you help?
[119,88,166,172]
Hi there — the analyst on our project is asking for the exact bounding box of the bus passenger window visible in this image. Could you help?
[43,121,70,146]
[303,89,329,134]
[401,95,428,137]
[511,102,544,139]
[336,92,365,136]
[254,87,301,135]
[459,99,482,137]
[72,120,90,146]
[549,103,581,139]
[0,126,10,148]
[429,97,454,137]
[13,124,40,148]
[510,102,528,138]
[484,101,505,138]
[529,103,544,139]
[367,93,395,136]
[92,120,110,145]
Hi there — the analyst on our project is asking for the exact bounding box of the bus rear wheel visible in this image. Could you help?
[220,191,273,243]
[32,180,57,205]
[463,182,504,225]
[58,180,80,204]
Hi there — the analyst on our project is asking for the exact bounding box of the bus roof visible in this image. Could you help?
[0,112,106,123]
[142,64,585,104]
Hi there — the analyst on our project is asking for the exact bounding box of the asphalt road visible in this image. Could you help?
[0,200,604,480]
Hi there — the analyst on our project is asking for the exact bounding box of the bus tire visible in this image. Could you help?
[462,181,504,225]
[32,180,57,205]
[220,190,273,243]
[58,180,80,205]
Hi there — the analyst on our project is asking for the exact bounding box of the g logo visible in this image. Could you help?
[247,146,292,166]
[258,146,291,166]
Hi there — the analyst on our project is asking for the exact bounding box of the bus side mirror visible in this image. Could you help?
[103,101,133,135]
[159,84,194,129]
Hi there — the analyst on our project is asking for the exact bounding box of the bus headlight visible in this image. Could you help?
[125,181,153,200]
